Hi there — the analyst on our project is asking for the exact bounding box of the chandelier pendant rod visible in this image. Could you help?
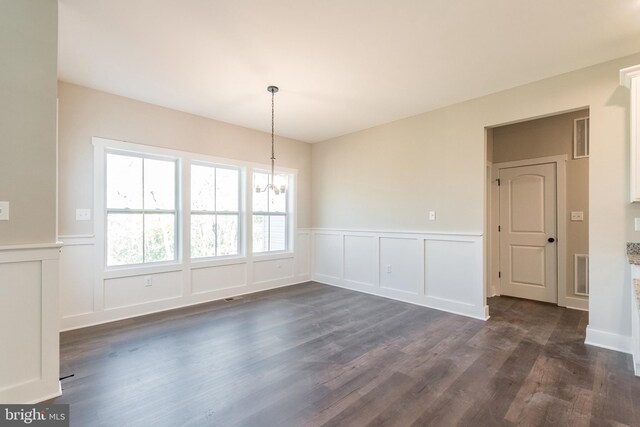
[270,86,276,187]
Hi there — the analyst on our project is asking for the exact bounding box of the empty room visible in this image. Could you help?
[3,0,640,426]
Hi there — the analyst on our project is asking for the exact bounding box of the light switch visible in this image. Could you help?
[76,208,91,221]
[428,210,436,221]
[570,211,584,221]
[0,201,9,221]
[635,218,640,231]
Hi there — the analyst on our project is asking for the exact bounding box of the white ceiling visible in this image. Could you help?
[58,0,640,143]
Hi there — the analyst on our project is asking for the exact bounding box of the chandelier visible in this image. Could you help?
[255,85,286,195]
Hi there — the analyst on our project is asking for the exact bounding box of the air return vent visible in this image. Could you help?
[574,254,589,296]
[574,117,589,159]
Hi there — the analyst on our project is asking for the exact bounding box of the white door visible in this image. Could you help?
[499,163,557,303]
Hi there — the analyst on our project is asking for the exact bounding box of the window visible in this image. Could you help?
[191,163,240,258]
[106,151,178,266]
[253,171,289,253]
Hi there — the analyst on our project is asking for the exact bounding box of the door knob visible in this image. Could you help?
[548,237,555,243]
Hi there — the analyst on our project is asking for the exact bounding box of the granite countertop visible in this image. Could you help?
[627,244,640,307]
[627,243,640,265]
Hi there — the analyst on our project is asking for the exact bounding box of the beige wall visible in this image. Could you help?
[491,109,589,300]
[57,81,312,236]
[0,0,58,245]
[312,52,640,341]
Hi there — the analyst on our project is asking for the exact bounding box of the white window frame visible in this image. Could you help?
[190,161,242,260]
[104,149,180,268]
[93,137,297,279]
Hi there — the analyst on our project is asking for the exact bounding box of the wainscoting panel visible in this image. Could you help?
[343,235,376,286]
[295,231,310,277]
[314,233,343,280]
[0,261,42,389]
[425,239,481,305]
[0,244,61,404]
[311,229,487,320]
[191,263,247,294]
[59,240,94,317]
[253,257,294,284]
[59,230,311,330]
[380,237,420,294]
[104,271,183,310]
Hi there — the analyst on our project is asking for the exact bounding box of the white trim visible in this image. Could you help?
[60,278,309,332]
[491,155,570,308]
[311,227,482,237]
[58,234,95,240]
[0,242,62,252]
[320,275,487,320]
[565,296,588,311]
[0,246,61,403]
[311,229,488,321]
[54,137,308,331]
[620,64,640,88]
[92,137,298,174]
[585,326,631,354]
[492,154,567,169]
[621,68,640,202]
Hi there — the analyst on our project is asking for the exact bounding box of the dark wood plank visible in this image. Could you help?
[47,283,640,427]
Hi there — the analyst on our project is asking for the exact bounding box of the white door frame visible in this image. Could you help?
[489,155,568,307]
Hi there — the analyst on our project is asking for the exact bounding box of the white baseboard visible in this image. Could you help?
[314,274,488,321]
[585,325,631,354]
[28,382,62,404]
[312,229,487,321]
[61,275,311,331]
[565,296,589,311]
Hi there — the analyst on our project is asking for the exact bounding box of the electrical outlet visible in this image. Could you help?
[76,208,91,221]
[570,211,584,221]
[428,210,436,221]
[144,276,153,287]
[386,264,392,274]
[0,201,8,221]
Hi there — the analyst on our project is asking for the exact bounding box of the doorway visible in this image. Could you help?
[486,109,589,310]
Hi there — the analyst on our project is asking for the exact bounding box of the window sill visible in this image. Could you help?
[104,261,183,279]
[251,251,294,262]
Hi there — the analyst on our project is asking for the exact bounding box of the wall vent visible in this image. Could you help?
[574,117,590,159]
[574,254,589,296]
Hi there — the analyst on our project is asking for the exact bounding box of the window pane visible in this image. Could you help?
[144,158,176,210]
[253,172,269,212]
[269,174,288,213]
[107,213,143,266]
[252,215,268,253]
[217,215,238,256]
[144,213,175,263]
[107,153,142,209]
[191,214,216,258]
[191,164,215,211]
[269,216,286,251]
[216,168,239,212]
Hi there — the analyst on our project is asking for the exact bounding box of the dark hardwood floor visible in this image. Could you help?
[49,282,640,426]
